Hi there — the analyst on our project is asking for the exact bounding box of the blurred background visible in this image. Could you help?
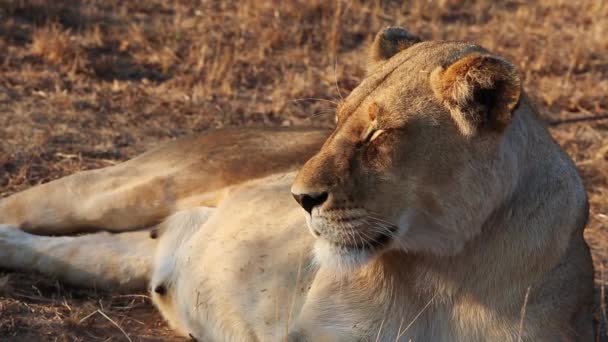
[0,0,606,340]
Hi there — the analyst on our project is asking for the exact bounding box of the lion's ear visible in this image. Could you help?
[430,54,521,137]
[370,27,422,63]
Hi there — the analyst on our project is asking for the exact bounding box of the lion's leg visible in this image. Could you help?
[0,223,156,291]
[0,207,213,295]
[0,158,219,235]
[0,128,327,235]
[0,145,225,235]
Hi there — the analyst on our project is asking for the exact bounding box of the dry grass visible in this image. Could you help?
[0,0,606,340]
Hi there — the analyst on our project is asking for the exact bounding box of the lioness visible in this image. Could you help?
[0,27,594,341]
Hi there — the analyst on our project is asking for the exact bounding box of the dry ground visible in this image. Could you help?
[0,0,606,340]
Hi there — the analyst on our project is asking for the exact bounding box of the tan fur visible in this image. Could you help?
[370,26,422,64]
[0,127,328,234]
[430,53,521,136]
[0,29,594,341]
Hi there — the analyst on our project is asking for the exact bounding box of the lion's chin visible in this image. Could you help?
[312,240,376,273]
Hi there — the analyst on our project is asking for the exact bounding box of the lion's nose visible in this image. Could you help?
[292,192,328,214]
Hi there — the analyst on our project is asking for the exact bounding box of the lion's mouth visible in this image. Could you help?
[311,219,399,270]
[309,211,400,254]
[331,227,397,251]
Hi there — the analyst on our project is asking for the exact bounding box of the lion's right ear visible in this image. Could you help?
[370,27,422,64]
[430,53,521,137]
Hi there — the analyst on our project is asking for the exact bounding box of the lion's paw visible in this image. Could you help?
[0,224,27,243]
[0,224,34,270]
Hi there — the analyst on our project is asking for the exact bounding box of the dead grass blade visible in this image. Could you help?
[517,286,531,342]
[96,309,133,342]
[548,114,608,126]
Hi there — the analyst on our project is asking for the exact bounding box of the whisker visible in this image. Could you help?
[364,215,409,251]
[291,97,340,106]
[343,222,358,249]
[366,216,399,234]
[354,228,375,249]
[366,213,398,227]
[397,293,438,339]
[365,219,398,235]
[334,56,344,101]
[350,228,363,248]
[309,109,336,119]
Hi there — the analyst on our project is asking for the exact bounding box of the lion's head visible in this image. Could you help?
[292,27,523,270]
